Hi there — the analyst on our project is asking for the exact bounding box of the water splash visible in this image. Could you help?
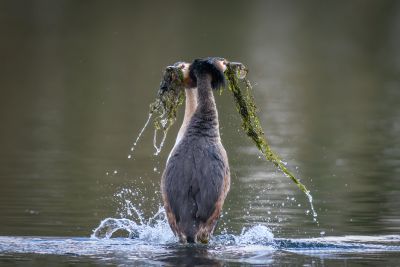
[122,200,144,225]
[90,209,400,254]
[153,128,168,156]
[127,110,169,157]
[305,191,318,222]
[128,113,153,158]
[91,208,275,247]
[91,206,176,244]
[236,225,274,245]
[2,203,400,265]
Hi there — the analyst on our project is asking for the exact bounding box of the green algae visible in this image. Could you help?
[224,63,310,194]
[150,64,185,131]
[149,64,185,154]
[224,62,317,220]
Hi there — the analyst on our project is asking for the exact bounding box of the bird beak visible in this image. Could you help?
[180,63,190,80]
[178,62,195,88]
[211,58,227,73]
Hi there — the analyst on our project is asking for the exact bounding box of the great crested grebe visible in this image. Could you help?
[161,57,230,243]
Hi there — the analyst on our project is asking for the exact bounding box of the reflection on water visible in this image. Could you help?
[1,0,400,265]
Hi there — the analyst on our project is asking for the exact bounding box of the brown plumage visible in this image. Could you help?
[161,58,230,243]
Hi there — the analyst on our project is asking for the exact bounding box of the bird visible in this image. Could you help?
[161,57,230,243]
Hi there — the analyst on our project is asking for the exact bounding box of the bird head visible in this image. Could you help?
[188,57,227,90]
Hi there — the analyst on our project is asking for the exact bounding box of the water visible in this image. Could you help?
[2,207,400,266]
[1,1,400,266]
[1,226,400,266]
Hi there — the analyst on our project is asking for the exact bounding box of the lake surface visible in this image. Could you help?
[1,1,400,266]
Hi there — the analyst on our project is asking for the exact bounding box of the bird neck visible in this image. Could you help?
[186,73,220,140]
[175,88,198,144]
[196,74,218,120]
[184,88,198,121]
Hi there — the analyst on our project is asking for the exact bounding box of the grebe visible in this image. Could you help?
[161,58,230,243]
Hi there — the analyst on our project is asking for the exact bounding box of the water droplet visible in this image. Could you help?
[129,113,153,155]
[153,167,158,172]
[320,231,325,236]
[153,129,168,156]
[305,191,318,222]
[128,155,132,159]
[113,170,118,174]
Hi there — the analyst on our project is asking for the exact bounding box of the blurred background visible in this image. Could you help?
[0,0,399,238]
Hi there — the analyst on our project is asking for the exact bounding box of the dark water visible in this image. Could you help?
[1,1,400,266]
